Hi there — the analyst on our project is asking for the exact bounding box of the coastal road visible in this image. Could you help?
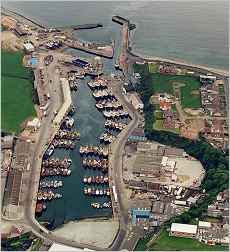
[108,82,142,250]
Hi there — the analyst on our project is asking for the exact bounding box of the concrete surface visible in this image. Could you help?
[52,219,119,248]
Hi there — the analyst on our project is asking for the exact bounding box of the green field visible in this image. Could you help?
[153,119,180,134]
[2,51,30,78]
[179,78,202,110]
[148,63,160,73]
[149,230,228,251]
[1,76,36,133]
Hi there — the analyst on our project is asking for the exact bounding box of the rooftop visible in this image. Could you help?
[171,223,197,234]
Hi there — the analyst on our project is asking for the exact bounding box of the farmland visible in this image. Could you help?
[1,51,36,134]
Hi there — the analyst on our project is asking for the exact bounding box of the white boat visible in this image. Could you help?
[115,60,119,68]
[67,170,72,175]
[83,176,87,183]
[87,177,92,184]
[95,189,100,195]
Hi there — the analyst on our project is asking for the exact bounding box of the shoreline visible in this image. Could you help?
[129,51,229,77]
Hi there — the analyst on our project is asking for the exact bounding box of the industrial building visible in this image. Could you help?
[1,135,14,149]
[14,26,27,36]
[24,42,35,52]
[170,223,197,238]
[129,93,144,111]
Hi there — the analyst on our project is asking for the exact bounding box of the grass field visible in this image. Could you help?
[148,63,160,73]
[2,76,36,133]
[153,119,180,134]
[2,51,29,78]
[149,230,228,251]
[179,78,202,110]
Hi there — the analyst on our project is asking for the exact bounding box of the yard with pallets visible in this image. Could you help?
[1,51,36,134]
[149,230,228,251]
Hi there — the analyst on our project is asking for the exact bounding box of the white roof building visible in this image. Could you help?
[129,93,144,110]
[24,43,34,52]
[171,223,197,234]
[198,221,211,228]
[161,156,168,166]
[49,243,82,251]
[27,117,41,131]
[53,78,72,125]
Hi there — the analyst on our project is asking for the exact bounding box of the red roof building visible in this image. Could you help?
[160,102,171,110]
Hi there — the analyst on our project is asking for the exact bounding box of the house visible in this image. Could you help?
[159,93,170,102]
[170,223,197,238]
[134,72,141,79]
[163,108,173,118]
[160,102,171,110]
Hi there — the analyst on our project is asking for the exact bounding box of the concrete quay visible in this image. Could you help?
[112,16,132,78]
[62,38,114,58]
[56,23,102,30]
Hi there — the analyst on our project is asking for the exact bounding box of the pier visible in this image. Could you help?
[55,23,102,30]
[112,16,133,77]
[62,38,114,58]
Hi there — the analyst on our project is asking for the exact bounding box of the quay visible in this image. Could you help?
[112,16,133,77]
[55,23,102,30]
[53,78,73,126]
[62,37,114,59]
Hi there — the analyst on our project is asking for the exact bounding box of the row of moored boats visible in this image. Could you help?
[84,187,110,196]
[79,144,108,156]
[42,158,72,168]
[91,202,112,209]
[55,130,80,140]
[83,175,109,184]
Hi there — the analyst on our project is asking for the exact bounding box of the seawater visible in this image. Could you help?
[2,1,229,229]
[2,1,229,70]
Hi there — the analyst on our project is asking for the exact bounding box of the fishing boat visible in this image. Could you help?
[83,176,88,183]
[84,187,88,195]
[115,59,119,68]
[87,177,92,184]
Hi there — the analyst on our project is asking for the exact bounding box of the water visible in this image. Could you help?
[2,1,229,228]
[2,1,229,70]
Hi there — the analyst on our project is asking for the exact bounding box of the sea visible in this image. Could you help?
[2,1,229,230]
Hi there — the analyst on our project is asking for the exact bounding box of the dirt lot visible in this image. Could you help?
[180,119,205,139]
[1,16,24,51]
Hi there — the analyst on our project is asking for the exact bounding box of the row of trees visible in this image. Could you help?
[133,63,229,223]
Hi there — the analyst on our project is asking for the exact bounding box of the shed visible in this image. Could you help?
[198,221,211,228]
[24,43,34,52]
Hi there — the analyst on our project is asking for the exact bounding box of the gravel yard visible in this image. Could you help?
[52,219,119,248]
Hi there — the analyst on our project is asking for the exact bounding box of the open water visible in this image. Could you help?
[2,1,229,229]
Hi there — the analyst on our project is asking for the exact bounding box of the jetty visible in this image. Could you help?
[55,23,102,30]
[62,37,114,58]
[112,16,134,77]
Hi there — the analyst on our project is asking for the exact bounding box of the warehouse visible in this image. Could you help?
[170,223,197,238]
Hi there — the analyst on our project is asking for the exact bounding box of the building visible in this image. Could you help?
[170,223,197,238]
[48,243,83,251]
[134,72,141,79]
[1,135,14,149]
[129,93,144,110]
[123,84,135,94]
[160,102,171,110]
[24,43,34,52]
[14,27,27,36]
[26,117,41,131]
[131,209,151,227]
[200,75,216,84]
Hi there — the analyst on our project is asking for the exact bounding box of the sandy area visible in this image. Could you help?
[1,31,24,51]
[181,119,205,140]
[52,219,119,248]
[172,157,205,187]
[1,15,17,28]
